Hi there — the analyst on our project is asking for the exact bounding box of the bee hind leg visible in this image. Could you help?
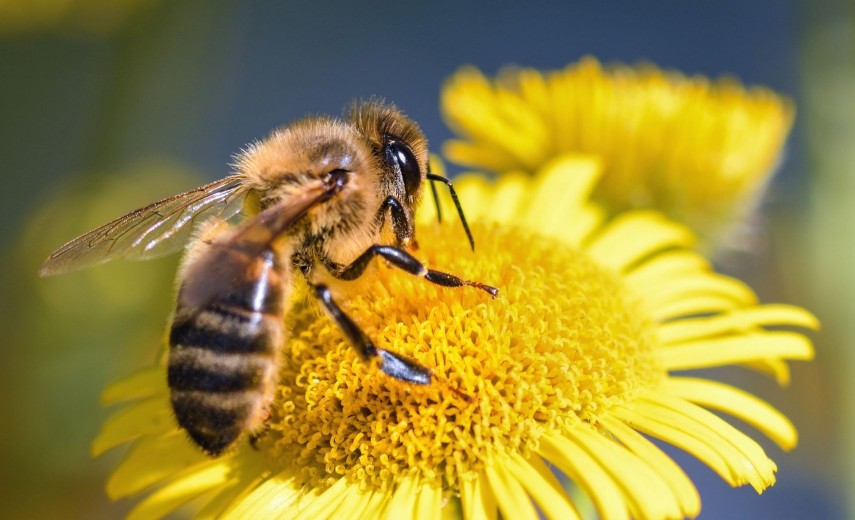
[311,283,431,385]
[249,431,266,451]
[248,411,273,450]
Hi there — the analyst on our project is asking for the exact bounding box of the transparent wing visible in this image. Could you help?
[179,180,335,309]
[39,176,251,276]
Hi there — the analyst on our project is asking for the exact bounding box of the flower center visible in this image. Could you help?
[267,222,661,491]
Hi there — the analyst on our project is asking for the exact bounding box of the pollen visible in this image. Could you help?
[267,220,661,492]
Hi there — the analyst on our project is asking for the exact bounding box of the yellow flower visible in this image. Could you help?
[442,57,795,250]
[0,0,155,35]
[94,157,815,519]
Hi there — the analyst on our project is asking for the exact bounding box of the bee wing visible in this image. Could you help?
[39,176,250,277]
[179,181,334,309]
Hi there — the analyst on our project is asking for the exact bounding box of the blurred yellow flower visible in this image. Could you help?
[442,57,795,250]
[94,157,814,519]
[0,0,154,35]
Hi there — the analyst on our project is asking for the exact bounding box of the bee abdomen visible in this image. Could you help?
[170,389,262,456]
[167,340,280,455]
[167,348,272,393]
[167,307,282,455]
[167,250,286,455]
[169,306,280,355]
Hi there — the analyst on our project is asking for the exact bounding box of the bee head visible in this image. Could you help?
[348,99,429,247]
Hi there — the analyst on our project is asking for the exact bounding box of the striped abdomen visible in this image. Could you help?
[168,249,286,456]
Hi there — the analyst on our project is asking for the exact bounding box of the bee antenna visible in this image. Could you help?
[429,173,443,224]
[426,172,475,251]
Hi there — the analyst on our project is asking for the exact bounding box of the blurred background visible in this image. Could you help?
[1,1,852,518]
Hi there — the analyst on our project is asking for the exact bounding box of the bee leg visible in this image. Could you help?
[312,284,432,385]
[376,196,416,250]
[248,413,272,450]
[249,431,265,450]
[326,246,498,297]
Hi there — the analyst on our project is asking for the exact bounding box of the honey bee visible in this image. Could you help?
[40,101,498,456]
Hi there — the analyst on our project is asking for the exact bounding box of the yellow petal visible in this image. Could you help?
[336,487,377,520]
[586,212,694,272]
[460,473,497,520]
[511,67,551,115]
[443,140,521,172]
[487,172,532,225]
[743,358,791,386]
[414,480,442,520]
[384,473,420,520]
[101,367,164,405]
[357,490,392,520]
[521,155,603,246]
[663,377,798,450]
[527,455,573,500]
[640,274,757,313]
[538,433,629,520]
[651,294,743,322]
[645,394,777,492]
[107,431,211,499]
[126,460,232,520]
[601,415,701,518]
[442,77,548,169]
[629,395,777,492]
[293,477,352,520]
[92,397,173,457]
[522,154,606,247]
[564,426,682,520]
[562,205,607,247]
[657,305,820,344]
[484,459,540,520]
[193,472,263,520]
[658,331,814,370]
[623,250,710,289]
[504,453,581,520]
[613,405,740,487]
[195,452,267,520]
[221,469,302,519]
[194,478,242,520]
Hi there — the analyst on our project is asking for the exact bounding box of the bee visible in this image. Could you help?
[40,100,498,456]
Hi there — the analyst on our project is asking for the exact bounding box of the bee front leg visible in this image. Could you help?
[311,284,431,385]
[375,196,414,249]
[325,245,498,297]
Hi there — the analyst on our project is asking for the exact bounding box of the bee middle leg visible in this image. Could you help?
[312,283,432,385]
[325,245,498,297]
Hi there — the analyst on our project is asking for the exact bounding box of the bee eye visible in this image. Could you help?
[385,140,421,196]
